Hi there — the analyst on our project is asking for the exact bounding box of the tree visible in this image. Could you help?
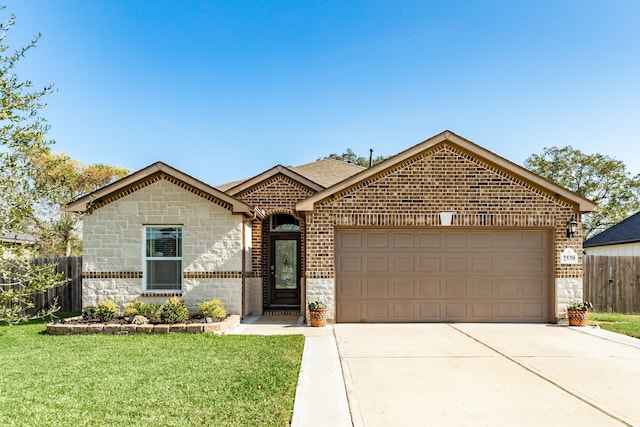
[524,146,640,239]
[26,149,129,256]
[0,9,65,323]
[321,148,388,167]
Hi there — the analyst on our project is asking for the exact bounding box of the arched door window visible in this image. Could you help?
[270,214,300,232]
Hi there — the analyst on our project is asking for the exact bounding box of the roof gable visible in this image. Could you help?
[224,165,324,196]
[297,131,597,212]
[217,158,366,194]
[66,162,256,217]
[584,211,640,247]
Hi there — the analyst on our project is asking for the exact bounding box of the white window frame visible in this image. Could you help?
[143,225,183,292]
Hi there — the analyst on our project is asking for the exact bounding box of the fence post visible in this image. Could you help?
[607,258,613,313]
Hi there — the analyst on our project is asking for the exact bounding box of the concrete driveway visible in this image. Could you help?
[334,323,640,427]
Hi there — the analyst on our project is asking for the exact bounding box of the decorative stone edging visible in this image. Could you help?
[46,315,240,336]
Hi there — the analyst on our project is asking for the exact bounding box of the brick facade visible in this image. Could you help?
[233,174,315,312]
[303,143,586,321]
[78,132,592,323]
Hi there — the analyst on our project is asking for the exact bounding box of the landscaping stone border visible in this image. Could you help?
[47,315,240,335]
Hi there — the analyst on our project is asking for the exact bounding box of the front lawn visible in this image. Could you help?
[0,320,304,427]
[588,312,640,339]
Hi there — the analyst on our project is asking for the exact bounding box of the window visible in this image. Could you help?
[144,226,182,291]
[270,214,300,232]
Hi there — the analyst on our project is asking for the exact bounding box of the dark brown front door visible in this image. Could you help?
[269,235,301,307]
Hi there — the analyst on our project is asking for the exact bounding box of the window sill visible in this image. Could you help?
[141,291,184,297]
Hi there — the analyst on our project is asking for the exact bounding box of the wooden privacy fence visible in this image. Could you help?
[1,257,82,315]
[584,255,640,314]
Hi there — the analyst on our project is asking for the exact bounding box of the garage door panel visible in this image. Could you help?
[470,233,493,248]
[495,303,519,319]
[522,232,546,249]
[338,302,362,322]
[363,279,389,298]
[521,278,546,297]
[335,229,550,323]
[418,256,440,273]
[419,233,441,248]
[496,256,519,273]
[444,233,467,248]
[338,231,362,248]
[470,279,492,297]
[392,232,415,248]
[443,278,467,298]
[391,279,415,298]
[365,255,387,272]
[496,279,520,297]
[521,303,545,319]
[470,255,493,273]
[337,278,363,298]
[522,256,546,273]
[364,302,389,321]
[366,233,388,248]
[392,256,415,272]
[417,278,440,298]
[418,303,441,319]
[496,233,520,248]
[392,302,415,320]
[470,303,493,320]
[444,256,467,272]
[339,256,363,273]
[444,303,467,319]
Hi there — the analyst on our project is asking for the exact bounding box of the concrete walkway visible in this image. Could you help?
[230,315,351,426]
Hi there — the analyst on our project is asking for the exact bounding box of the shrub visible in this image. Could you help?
[124,300,146,317]
[82,306,96,320]
[198,298,227,320]
[139,302,162,323]
[159,297,189,324]
[94,300,119,322]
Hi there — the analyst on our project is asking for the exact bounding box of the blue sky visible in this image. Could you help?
[6,1,640,186]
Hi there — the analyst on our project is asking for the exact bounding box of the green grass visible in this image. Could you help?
[588,312,640,339]
[0,319,304,427]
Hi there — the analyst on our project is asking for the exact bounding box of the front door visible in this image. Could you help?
[269,235,301,307]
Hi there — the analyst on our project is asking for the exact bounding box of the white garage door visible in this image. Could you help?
[335,229,551,323]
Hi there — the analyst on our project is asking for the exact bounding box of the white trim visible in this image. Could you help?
[142,225,184,292]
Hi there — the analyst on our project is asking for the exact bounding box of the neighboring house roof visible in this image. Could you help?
[66,162,258,217]
[216,158,366,193]
[0,233,36,245]
[296,130,597,212]
[583,211,640,248]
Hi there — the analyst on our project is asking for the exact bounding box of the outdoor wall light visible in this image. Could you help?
[567,215,578,238]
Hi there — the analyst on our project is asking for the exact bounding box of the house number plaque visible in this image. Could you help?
[560,248,578,264]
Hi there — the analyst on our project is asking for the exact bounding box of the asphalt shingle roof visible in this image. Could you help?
[289,158,365,188]
[216,158,365,192]
[583,211,640,247]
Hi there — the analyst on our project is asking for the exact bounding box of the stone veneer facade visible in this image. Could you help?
[82,178,249,314]
[303,144,585,321]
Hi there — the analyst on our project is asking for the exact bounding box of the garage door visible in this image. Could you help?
[335,229,550,323]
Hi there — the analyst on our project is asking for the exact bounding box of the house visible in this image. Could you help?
[0,233,36,246]
[67,131,596,323]
[583,211,640,256]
